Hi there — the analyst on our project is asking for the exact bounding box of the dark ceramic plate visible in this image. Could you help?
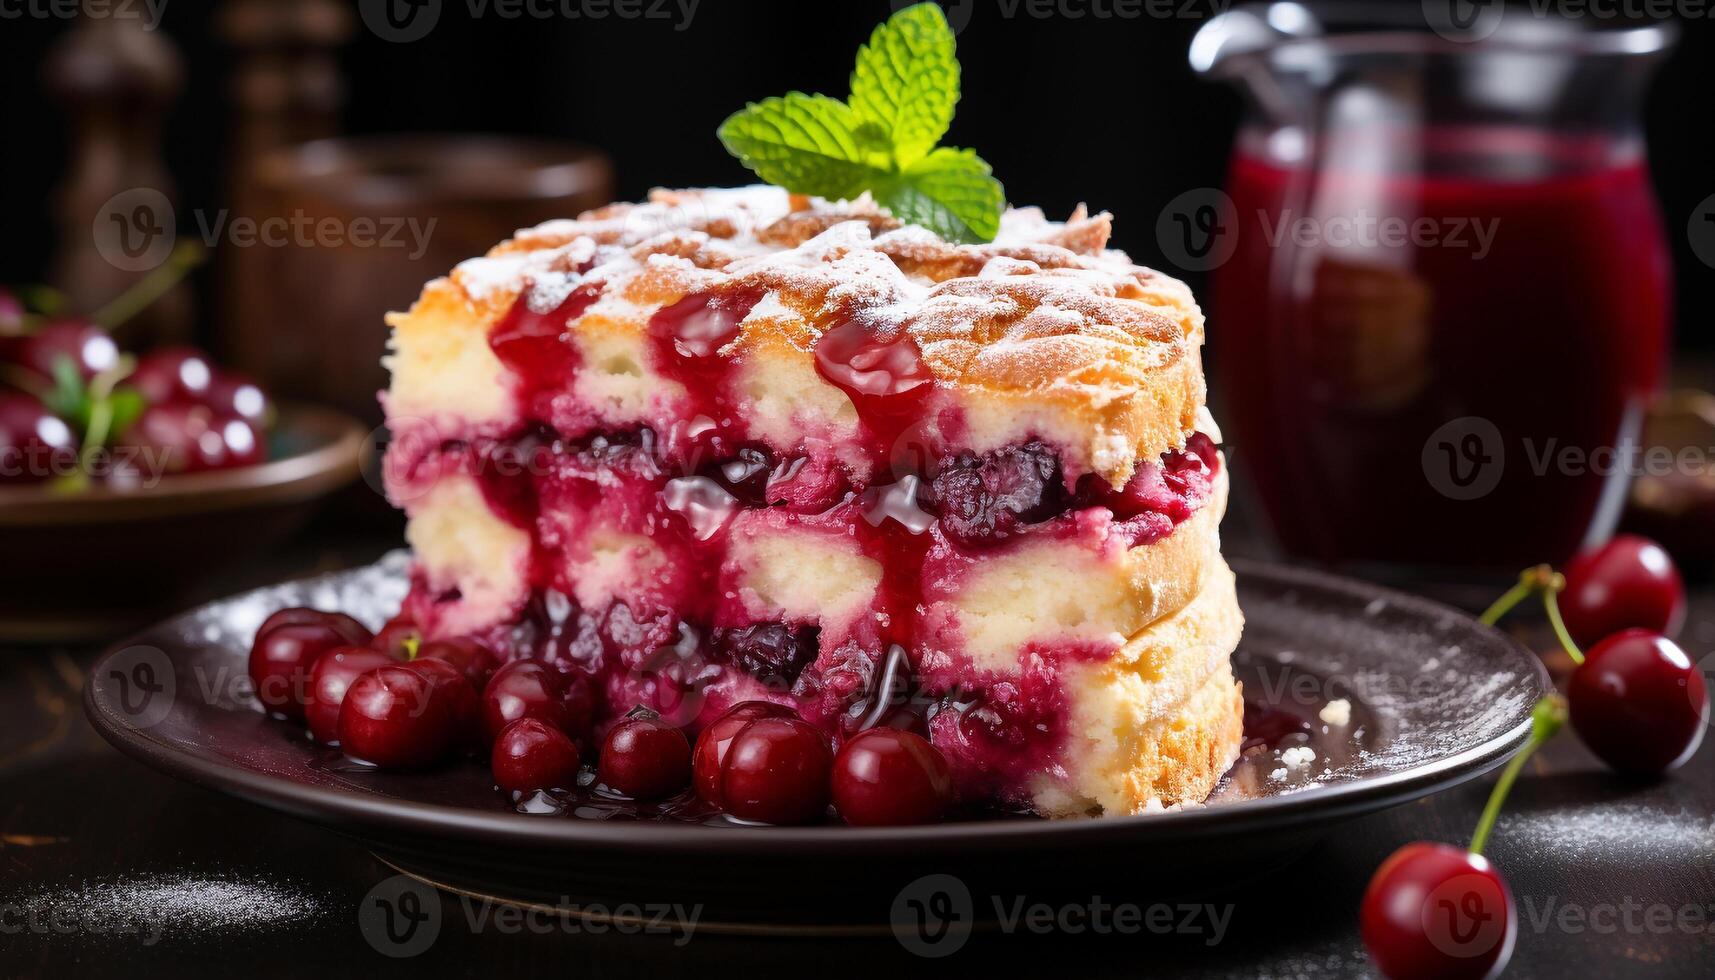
[0,404,365,643]
[85,555,1549,934]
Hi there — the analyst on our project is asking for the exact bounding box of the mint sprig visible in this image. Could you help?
[717,2,1003,244]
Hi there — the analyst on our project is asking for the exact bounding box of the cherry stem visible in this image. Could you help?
[1469,694,1567,856]
[1479,564,1585,666]
[1478,579,1534,627]
[1542,589,1585,665]
[89,241,205,332]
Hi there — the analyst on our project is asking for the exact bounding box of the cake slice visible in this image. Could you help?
[382,186,1243,815]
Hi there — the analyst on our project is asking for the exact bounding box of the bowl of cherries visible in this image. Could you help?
[0,270,366,642]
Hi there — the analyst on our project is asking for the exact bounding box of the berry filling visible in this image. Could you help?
[385,284,1223,807]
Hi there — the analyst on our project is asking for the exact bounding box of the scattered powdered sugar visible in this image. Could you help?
[4,872,325,941]
[1495,803,1715,863]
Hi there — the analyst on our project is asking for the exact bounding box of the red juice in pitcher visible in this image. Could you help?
[1212,129,1672,571]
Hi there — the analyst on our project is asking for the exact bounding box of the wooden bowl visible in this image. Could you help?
[0,404,365,643]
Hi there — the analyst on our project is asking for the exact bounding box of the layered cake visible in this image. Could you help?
[381,186,1243,816]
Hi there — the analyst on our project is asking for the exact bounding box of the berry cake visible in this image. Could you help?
[381,186,1243,816]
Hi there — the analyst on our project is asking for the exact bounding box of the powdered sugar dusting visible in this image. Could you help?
[1496,803,1715,862]
[3,873,325,940]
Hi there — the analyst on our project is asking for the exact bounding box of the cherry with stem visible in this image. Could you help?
[1361,695,1566,980]
[1480,560,1708,776]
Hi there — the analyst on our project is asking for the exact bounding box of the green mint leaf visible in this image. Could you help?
[875,147,1004,244]
[717,93,892,201]
[849,2,959,168]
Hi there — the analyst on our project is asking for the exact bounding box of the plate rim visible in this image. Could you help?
[84,557,1552,854]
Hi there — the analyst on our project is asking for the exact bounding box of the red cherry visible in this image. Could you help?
[403,657,483,750]
[0,287,23,331]
[1560,535,1685,647]
[481,660,585,743]
[1361,842,1515,980]
[1567,629,1708,775]
[831,728,953,826]
[371,616,423,659]
[248,622,350,720]
[305,646,397,744]
[719,716,832,825]
[0,392,78,484]
[129,346,216,405]
[491,718,582,794]
[256,607,372,648]
[116,402,263,476]
[598,714,692,800]
[692,701,796,805]
[418,637,498,689]
[203,373,273,425]
[337,664,457,769]
[13,320,120,382]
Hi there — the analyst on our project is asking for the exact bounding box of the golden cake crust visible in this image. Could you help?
[1036,557,1246,816]
[386,186,1209,485]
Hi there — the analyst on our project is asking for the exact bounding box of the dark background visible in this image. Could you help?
[2,0,1713,349]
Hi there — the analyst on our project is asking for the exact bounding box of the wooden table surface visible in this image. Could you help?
[2,534,1712,979]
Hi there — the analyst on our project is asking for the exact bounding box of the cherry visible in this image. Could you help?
[831,728,953,826]
[1560,535,1685,648]
[371,615,423,659]
[1567,629,1708,775]
[708,624,820,685]
[692,701,796,804]
[203,373,273,425]
[256,607,371,648]
[598,713,692,800]
[129,346,216,405]
[418,637,498,689]
[1360,696,1562,980]
[719,715,833,824]
[116,402,263,475]
[0,391,78,484]
[1360,842,1515,980]
[337,664,457,769]
[403,657,483,750]
[927,441,1064,546]
[491,718,582,794]
[0,287,23,331]
[12,319,120,382]
[481,659,588,743]
[305,646,397,744]
[248,622,351,720]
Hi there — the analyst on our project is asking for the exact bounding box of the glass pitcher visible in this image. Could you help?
[1191,3,1677,577]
